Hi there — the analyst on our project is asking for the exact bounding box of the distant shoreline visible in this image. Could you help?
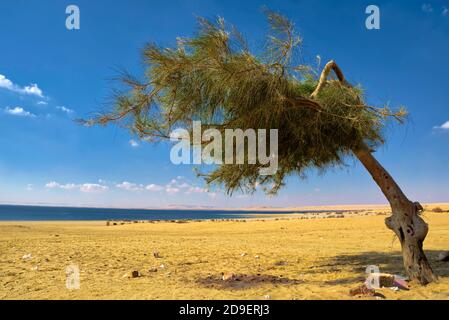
[0,203,447,222]
[1,202,447,211]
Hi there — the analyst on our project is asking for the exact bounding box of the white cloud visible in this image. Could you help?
[45,181,60,189]
[60,183,79,190]
[116,181,143,191]
[3,107,36,117]
[80,183,108,193]
[442,6,449,16]
[185,186,206,194]
[23,84,43,97]
[56,106,74,114]
[45,181,108,193]
[166,187,180,194]
[112,177,213,196]
[0,74,44,98]
[146,184,164,192]
[45,181,78,190]
[0,74,14,90]
[422,3,434,13]
[37,101,48,106]
[26,184,33,191]
[129,139,139,147]
[434,121,449,130]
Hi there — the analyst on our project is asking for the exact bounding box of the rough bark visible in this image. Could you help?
[354,146,437,285]
[310,59,437,284]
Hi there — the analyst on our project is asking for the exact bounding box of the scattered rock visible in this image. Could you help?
[349,284,376,297]
[148,267,158,273]
[22,254,32,260]
[159,264,166,269]
[438,251,449,262]
[31,266,39,271]
[367,273,410,291]
[131,270,140,278]
[377,273,396,287]
[153,251,162,259]
[264,295,271,300]
[240,253,247,257]
[255,255,260,259]
[389,287,399,292]
[274,260,288,266]
[222,272,236,281]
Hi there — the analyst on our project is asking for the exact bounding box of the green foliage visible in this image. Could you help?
[84,10,406,195]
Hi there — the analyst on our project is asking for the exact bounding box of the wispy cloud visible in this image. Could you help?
[116,181,144,191]
[37,101,48,106]
[145,184,164,191]
[442,6,449,16]
[129,139,139,147]
[0,74,44,98]
[56,106,74,114]
[3,106,36,117]
[80,183,109,193]
[113,177,213,196]
[434,120,449,130]
[185,186,207,194]
[45,181,109,193]
[165,187,180,194]
[422,3,434,13]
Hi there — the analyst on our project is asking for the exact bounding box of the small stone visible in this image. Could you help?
[22,254,32,260]
[255,255,260,259]
[153,251,161,258]
[264,295,271,300]
[148,267,158,272]
[240,253,247,257]
[159,264,166,269]
[390,286,399,291]
[349,284,375,297]
[437,251,449,262]
[131,270,140,278]
[31,266,39,271]
[222,272,235,281]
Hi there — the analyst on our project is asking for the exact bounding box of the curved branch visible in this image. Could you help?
[310,60,348,99]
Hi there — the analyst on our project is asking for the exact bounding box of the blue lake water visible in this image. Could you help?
[0,204,327,221]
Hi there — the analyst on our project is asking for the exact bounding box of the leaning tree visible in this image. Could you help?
[85,11,436,284]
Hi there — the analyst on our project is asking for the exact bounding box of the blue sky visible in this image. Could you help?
[0,0,448,208]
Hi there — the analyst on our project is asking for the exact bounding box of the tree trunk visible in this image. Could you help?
[354,146,437,285]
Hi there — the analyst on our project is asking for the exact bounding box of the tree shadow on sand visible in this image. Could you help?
[197,274,304,290]
[318,250,449,286]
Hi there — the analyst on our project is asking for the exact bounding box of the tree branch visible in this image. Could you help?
[310,60,347,99]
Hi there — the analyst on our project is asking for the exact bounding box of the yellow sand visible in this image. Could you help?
[1,206,449,300]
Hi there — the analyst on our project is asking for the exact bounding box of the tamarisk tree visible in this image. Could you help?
[85,11,436,284]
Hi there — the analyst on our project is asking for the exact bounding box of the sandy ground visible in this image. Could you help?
[1,205,449,300]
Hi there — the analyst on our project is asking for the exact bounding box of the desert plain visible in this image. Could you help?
[1,204,449,300]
